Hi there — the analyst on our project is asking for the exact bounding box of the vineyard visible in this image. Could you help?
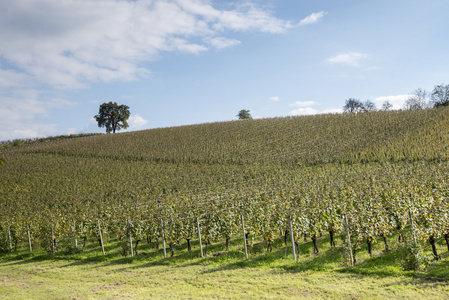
[1,107,449,269]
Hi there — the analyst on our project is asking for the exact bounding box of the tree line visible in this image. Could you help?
[343,83,449,113]
[92,84,448,135]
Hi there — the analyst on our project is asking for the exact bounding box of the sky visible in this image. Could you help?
[1,0,449,141]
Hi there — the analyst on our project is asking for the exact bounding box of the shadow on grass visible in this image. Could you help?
[2,233,449,283]
[337,250,403,277]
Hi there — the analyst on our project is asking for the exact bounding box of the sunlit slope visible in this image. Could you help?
[15,107,449,165]
[2,107,449,257]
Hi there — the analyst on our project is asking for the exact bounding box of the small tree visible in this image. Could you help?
[94,102,130,133]
[237,109,252,120]
[343,98,364,113]
[403,88,428,110]
[363,100,377,112]
[382,100,393,111]
[431,84,449,107]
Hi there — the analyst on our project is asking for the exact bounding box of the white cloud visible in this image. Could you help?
[128,114,149,129]
[0,0,294,89]
[205,37,241,49]
[298,11,327,26]
[213,3,294,33]
[0,89,77,141]
[290,101,317,108]
[7,125,59,141]
[65,128,78,135]
[168,38,209,54]
[322,108,343,114]
[288,101,341,116]
[374,94,412,110]
[290,107,319,116]
[270,96,280,101]
[289,100,319,116]
[327,52,368,67]
[0,68,31,88]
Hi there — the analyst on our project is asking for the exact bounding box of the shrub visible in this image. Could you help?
[397,242,429,271]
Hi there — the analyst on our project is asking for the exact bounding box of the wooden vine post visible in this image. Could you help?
[127,220,133,257]
[409,209,417,244]
[157,202,167,259]
[26,221,32,252]
[97,219,105,256]
[289,216,296,261]
[241,215,248,260]
[344,213,354,266]
[50,220,55,252]
[196,217,203,258]
[73,219,78,248]
[7,223,12,251]
[160,218,167,259]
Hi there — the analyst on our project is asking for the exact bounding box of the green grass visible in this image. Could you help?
[1,233,449,299]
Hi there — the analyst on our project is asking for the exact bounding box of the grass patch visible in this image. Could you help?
[1,233,449,299]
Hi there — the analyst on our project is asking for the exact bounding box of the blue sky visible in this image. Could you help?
[1,0,449,141]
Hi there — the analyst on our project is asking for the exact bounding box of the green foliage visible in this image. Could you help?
[94,101,130,133]
[40,226,55,253]
[237,109,252,119]
[397,242,429,271]
[65,242,83,254]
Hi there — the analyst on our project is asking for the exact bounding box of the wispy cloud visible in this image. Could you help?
[269,96,280,101]
[205,37,241,50]
[327,52,368,67]
[0,89,70,140]
[298,11,327,26]
[0,0,295,89]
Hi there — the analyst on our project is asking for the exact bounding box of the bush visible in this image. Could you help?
[65,235,83,254]
[397,242,429,271]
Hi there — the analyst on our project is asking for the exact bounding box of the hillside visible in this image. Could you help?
[1,107,449,266]
[4,107,449,165]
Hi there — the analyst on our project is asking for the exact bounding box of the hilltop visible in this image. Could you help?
[3,107,449,165]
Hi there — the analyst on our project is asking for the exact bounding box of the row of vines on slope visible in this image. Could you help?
[1,159,448,264]
[1,108,449,265]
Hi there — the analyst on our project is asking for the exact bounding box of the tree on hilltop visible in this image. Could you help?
[237,109,252,119]
[343,98,364,113]
[381,101,393,111]
[363,100,377,112]
[343,98,377,113]
[403,88,428,110]
[94,102,130,133]
[431,84,449,107]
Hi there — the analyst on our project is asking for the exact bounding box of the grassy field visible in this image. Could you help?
[1,234,449,299]
[2,260,449,299]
